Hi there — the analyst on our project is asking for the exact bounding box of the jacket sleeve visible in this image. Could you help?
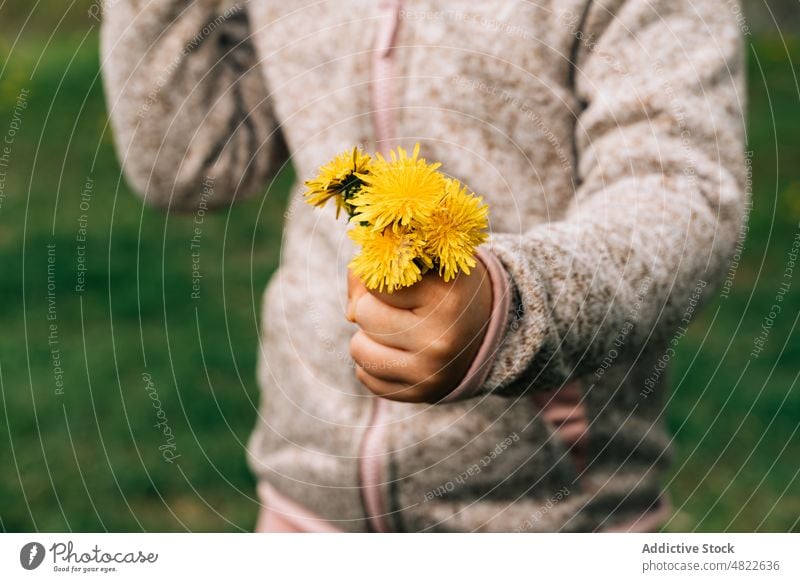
[481,0,747,395]
[101,0,286,210]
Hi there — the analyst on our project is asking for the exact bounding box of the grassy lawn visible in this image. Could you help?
[0,31,797,532]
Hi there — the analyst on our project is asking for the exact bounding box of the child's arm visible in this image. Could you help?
[101,1,285,210]
[349,0,746,401]
[481,0,746,396]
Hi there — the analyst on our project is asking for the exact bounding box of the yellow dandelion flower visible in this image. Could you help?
[422,179,489,282]
[349,224,431,293]
[351,143,445,231]
[304,147,372,217]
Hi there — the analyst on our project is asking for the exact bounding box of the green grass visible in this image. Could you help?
[0,32,798,532]
[0,34,292,531]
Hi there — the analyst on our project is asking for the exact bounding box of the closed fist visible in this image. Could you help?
[346,262,492,403]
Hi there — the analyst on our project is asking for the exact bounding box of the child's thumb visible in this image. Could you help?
[368,275,431,310]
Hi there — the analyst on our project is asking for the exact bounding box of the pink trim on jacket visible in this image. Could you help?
[359,397,392,532]
[254,483,672,533]
[357,0,404,534]
[370,0,402,152]
[255,482,341,533]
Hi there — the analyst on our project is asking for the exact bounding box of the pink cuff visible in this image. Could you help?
[439,247,512,403]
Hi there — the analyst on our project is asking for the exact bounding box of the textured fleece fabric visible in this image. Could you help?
[102,0,747,532]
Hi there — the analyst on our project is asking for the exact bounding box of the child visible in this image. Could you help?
[102,0,746,531]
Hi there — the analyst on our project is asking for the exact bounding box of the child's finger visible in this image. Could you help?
[350,330,413,383]
[352,294,419,350]
[354,366,425,403]
[369,272,443,310]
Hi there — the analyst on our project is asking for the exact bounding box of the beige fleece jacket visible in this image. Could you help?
[102,0,746,531]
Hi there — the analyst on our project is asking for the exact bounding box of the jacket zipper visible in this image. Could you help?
[359,0,403,533]
[371,0,401,151]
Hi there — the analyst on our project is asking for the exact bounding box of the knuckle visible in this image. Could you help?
[428,332,457,359]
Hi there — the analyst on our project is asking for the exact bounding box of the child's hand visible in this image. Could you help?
[346,263,492,403]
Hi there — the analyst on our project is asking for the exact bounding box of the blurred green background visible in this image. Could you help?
[0,1,798,532]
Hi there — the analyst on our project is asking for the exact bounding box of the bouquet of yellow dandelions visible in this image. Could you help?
[304,144,489,293]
